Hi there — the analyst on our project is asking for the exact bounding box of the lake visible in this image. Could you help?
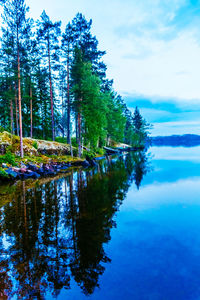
[1,146,200,299]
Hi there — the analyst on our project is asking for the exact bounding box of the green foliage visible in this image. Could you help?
[71,137,78,148]
[73,148,78,157]
[106,93,126,143]
[95,148,105,156]
[0,5,150,156]
[71,51,108,149]
[124,106,151,146]
[55,137,68,144]
[0,151,16,166]
[83,150,96,159]
[0,167,9,178]
[32,141,38,149]
[0,126,5,133]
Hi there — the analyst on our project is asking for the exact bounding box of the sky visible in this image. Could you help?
[25,0,200,136]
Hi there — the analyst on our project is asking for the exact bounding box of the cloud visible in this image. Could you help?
[124,93,200,135]
[114,0,200,43]
[26,0,200,109]
[123,93,200,112]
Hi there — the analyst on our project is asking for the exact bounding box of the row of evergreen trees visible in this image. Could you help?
[0,0,150,157]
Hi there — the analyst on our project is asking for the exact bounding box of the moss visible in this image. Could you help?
[0,152,17,166]
[0,167,9,178]
[32,141,38,149]
[0,131,108,166]
[46,154,83,163]
[0,126,5,133]
[95,148,105,156]
[16,154,51,165]
[55,137,67,144]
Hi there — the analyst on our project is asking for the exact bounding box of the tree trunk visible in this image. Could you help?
[66,46,73,157]
[61,79,64,138]
[47,38,55,141]
[10,86,14,135]
[96,137,99,149]
[75,113,78,143]
[67,44,70,144]
[78,111,82,157]
[30,84,33,138]
[17,28,24,158]
[15,83,19,136]
[10,99,14,135]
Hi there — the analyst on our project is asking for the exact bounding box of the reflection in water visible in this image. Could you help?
[0,151,150,299]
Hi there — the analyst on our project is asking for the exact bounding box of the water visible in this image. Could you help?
[1,147,200,299]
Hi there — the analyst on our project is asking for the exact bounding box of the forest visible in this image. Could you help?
[0,0,150,158]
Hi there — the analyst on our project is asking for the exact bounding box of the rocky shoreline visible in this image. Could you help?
[0,156,105,182]
[0,131,135,182]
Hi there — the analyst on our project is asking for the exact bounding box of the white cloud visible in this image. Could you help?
[106,30,200,100]
[26,0,200,103]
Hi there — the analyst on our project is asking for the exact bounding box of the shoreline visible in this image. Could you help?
[0,155,107,183]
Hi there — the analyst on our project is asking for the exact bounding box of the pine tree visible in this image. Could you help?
[71,47,84,156]
[81,63,108,148]
[62,22,74,145]
[71,13,106,79]
[0,27,15,132]
[106,93,126,145]
[37,10,61,141]
[2,0,30,157]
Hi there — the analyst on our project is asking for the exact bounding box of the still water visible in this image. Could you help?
[1,146,200,299]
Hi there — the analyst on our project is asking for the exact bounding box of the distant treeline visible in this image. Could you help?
[152,134,200,147]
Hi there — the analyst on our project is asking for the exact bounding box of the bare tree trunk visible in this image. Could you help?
[30,84,33,138]
[66,48,73,157]
[96,137,99,149]
[15,82,19,136]
[17,28,24,158]
[10,86,14,135]
[78,111,82,157]
[47,38,55,141]
[61,80,64,138]
[67,44,70,144]
[10,99,14,135]
[70,141,73,158]
[75,113,78,143]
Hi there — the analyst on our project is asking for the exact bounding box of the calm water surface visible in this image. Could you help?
[1,146,200,299]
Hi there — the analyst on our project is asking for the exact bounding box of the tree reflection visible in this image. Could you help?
[125,151,151,189]
[0,151,150,298]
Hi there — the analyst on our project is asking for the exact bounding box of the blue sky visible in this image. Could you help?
[26,0,200,136]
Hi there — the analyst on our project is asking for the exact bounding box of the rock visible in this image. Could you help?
[20,162,27,168]
[20,172,32,180]
[12,167,20,172]
[5,168,18,179]
[27,163,39,172]
[86,156,98,167]
[0,131,75,156]
[36,168,45,175]
[81,160,90,168]
[23,171,40,179]
[90,159,98,167]
[43,165,55,176]
[94,156,105,161]
[36,140,72,156]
